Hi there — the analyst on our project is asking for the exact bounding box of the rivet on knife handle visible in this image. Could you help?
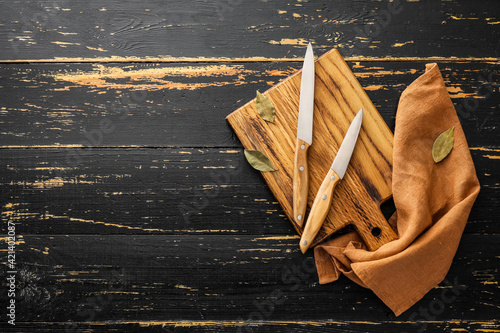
[293,139,310,227]
[300,169,340,254]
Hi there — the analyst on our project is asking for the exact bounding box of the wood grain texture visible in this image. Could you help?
[227,49,395,247]
[0,148,498,236]
[0,148,290,236]
[1,0,499,60]
[0,234,497,324]
[3,321,500,332]
[0,61,497,148]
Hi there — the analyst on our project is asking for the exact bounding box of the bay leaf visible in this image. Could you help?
[256,91,275,123]
[432,126,455,163]
[244,149,276,172]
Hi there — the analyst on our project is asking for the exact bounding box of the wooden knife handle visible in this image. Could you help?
[300,168,340,253]
[293,138,310,228]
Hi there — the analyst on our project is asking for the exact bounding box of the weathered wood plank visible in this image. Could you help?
[0,234,497,323]
[1,0,499,60]
[3,320,500,332]
[0,61,498,147]
[0,148,289,235]
[0,148,497,235]
[0,1,497,331]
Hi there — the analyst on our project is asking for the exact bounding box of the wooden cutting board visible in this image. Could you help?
[226,49,398,250]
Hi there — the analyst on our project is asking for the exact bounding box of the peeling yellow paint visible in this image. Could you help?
[27,166,74,171]
[446,86,481,98]
[32,177,65,189]
[0,235,25,245]
[354,69,418,78]
[265,69,294,77]
[22,320,499,329]
[50,64,254,91]
[11,177,94,189]
[7,210,240,234]
[470,147,500,153]
[86,46,108,52]
[57,278,108,282]
[2,56,500,64]
[447,86,463,94]
[0,144,85,149]
[363,85,384,91]
[238,248,283,252]
[44,213,168,232]
[450,15,479,20]
[484,155,500,160]
[268,38,309,46]
[51,41,81,47]
[174,284,199,291]
[98,291,140,295]
[482,281,498,285]
[135,320,349,328]
[278,10,287,14]
[10,35,35,45]
[392,41,414,47]
[254,235,300,240]
[67,270,93,275]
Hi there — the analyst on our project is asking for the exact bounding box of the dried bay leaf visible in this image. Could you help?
[256,91,275,123]
[432,126,455,163]
[244,149,276,172]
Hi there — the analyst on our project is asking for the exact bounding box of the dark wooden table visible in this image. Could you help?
[1,1,499,332]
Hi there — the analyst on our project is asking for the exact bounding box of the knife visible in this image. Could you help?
[300,108,363,253]
[293,42,315,228]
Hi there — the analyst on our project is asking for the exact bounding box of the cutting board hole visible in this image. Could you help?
[371,227,382,237]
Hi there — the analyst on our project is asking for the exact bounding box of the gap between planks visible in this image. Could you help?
[11,320,500,327]
[1,56,499,64]
[0,145,498,150]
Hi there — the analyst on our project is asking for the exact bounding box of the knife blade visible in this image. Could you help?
[299,108,363,253]
[293,42,315,228]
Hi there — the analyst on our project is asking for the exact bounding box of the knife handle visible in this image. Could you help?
[300,168,340,253]
[293,139,310,228]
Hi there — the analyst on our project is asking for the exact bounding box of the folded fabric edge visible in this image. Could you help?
[351,185,480,316]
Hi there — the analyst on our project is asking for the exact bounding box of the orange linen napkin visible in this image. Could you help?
[314,63,481,316]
